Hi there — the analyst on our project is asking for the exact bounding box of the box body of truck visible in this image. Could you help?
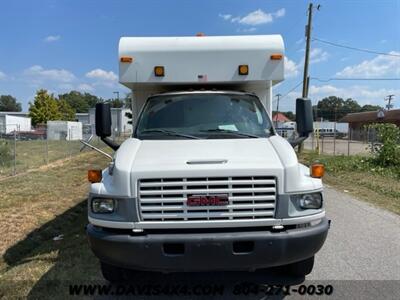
[86,35,329,280]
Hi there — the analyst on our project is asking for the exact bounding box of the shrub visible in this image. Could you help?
[369,123,400,167]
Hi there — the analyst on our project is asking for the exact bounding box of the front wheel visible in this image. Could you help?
[282,256,315,277]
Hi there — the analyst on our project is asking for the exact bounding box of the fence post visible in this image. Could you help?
[13,130,16,176]
[45,126,49,164]
[69,128,72,158]
[347,127,350,156]
[333,122,336,156]
[321,135,324,154]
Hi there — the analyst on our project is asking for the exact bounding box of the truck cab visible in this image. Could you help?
[86,35,329,282]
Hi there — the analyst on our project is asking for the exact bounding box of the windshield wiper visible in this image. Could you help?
[200,129,260,138]
[139,129,201,139]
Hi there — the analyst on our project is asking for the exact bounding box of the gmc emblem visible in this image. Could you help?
[187,194,229,206]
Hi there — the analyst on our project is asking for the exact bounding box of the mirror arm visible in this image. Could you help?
[101,137,120,151]
[80,140,113,160]
[289,135,308,147]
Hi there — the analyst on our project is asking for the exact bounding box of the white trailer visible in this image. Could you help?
[0,114,31,134]
[86,35,329,281]
[47,121,82,140]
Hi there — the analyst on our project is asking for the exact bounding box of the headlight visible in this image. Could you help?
[294,193,322,209]
[92,198,115,213]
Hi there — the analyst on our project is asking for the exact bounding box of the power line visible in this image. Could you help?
[313,37,400,57]
[275,81,304,101]
[310,77,400,82]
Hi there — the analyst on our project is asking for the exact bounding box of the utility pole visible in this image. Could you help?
[299,3,317,153]
[275,93,282,127]
[302,3,314,98]
[385,94,395,110]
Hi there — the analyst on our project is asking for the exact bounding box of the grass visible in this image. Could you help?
[299,151,400,215]
[0,151,108,299]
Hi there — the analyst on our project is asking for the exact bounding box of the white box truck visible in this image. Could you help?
[86,35,329,282]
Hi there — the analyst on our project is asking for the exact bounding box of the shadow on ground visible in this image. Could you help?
[2,200,305,299]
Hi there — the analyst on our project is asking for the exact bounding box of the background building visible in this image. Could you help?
[341,109,400,141]
[0,112,31,134]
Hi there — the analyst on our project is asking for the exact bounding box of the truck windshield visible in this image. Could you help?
[135,93,273,139]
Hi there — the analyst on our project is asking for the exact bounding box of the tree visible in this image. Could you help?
[58,91,101,113]
[343,98,361,113]
[107,98,124,108]
[282,111,295,121]
[29,89,61,125]
[0,95,22,112]
[314,96,364,121]
[314,96,345,121]
[58,99,76,121]
[360,104,382,112]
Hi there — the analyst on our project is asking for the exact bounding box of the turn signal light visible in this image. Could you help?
[154,66,165,77]
[88,170,102,183]
[238,65,249,75]
[270,54,283,60]
[310,163,325,178]
[120,56,133,63]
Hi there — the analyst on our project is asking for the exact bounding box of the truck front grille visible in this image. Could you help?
[138,176,276,222]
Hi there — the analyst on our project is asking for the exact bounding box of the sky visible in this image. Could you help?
[0,0,399,112]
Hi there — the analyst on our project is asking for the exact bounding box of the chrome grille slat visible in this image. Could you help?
[141,203,275,211]
[140,187,276,195]
[138,176,277,222]
[141,211,275,219]
[140,179,276,187]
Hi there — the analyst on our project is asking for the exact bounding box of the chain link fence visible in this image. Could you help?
[0,124,130,179]
[302,122,380,156]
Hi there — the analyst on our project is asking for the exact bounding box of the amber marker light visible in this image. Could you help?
[310,163,325,178]
[270,54,283,60]
[88,170,102,183]
[154,66,165,77]
[238,65,249,75]
[120,56,133,63]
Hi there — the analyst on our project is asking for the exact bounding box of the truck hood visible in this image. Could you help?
[132,138,283,171]
[94,136,319,197]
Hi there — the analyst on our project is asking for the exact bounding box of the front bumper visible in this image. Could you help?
[87,218,329,272]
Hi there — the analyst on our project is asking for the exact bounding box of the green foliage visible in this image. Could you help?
[0,95,22,112]
[313,96,382,121]
[369,123,400,167]
[360,104,382,112]
[57,99,76,121]
[314,96,359,121]
[303,152,400,179]
[58,91,101,113]
[29,89,61,125]
[107,98,124,108]
[0,140,13,167]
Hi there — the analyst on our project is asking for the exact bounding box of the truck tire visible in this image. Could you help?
[100,262,127,283]
[283,256,315,277]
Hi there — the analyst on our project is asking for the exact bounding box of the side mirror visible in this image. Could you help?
[296,98,314,137]
[95,103,112,138]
